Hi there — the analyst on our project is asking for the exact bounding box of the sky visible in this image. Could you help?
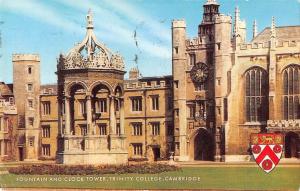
[0,0,299,84]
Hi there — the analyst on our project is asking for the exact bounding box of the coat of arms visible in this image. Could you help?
[250,133,284,173]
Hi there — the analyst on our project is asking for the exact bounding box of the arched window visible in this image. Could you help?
[245,67,268,122]
[283,65,300,120]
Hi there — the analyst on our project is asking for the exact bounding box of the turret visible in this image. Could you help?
[198,0,220,42]
[129,67,140,80]
[13,54,41,161]
[253,20,258,39]
[233,6,246,45]
[172,19,189,161]
[202,0,220,23]
[270,17,277,49]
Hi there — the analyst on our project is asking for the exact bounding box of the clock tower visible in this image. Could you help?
[172,0,231,161]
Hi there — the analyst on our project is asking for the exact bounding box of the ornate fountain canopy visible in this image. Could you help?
[57,10,125,71]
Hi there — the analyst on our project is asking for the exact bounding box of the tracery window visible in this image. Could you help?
[283,65,299,120]
[245,67,268,122]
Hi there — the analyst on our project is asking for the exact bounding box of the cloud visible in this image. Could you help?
[102,0,171,43]
[0,0,79,33]
[0,0,171,63]
[52,0,171,59]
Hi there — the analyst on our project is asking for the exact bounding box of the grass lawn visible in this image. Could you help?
[0,167,299,190]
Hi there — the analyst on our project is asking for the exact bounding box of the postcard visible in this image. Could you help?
[0,0,299,190]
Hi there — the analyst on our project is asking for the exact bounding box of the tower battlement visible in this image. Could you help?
[214,14,231,23]
[172,20,186,28]
[12,54,40,62]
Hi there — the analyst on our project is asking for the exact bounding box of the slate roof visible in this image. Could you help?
[252,26,300,43]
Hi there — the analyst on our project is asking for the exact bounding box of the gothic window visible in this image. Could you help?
[95,98,107,113]
[78,100,86,116]
[132,123,142,136]
[98,123,107,135]
[151,122,160,136]
[245,67,268,122]
[132,143,143,156]
[131,96,142,111]
[42,125,50,138]
[283,65,300,120]
[151,95,159,111]
[42,101,51,115]
[190,54,196,65]
[42,144,50,156]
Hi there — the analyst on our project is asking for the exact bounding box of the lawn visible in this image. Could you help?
[0,167,299,190]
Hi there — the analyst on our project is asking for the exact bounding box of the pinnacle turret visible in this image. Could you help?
[253,20,258,39]
[86,9,94,29]
[271,16,276,38]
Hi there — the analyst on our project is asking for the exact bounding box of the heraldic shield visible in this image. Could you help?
[250,133,283,173]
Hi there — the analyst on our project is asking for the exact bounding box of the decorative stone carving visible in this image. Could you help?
[267,120,300,130]
[57,10,125,71]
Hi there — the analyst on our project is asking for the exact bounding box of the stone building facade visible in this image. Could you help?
[0,82,18,161]
[1,0,299,163]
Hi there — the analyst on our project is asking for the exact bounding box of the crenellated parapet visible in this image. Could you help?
[124,78,172,91]
[276,40,300,48]
[214,14,231,24]
[12,54,40,62]
[238,40,300,51]
[185,37,214,51]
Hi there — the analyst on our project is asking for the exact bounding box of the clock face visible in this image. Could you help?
[190,62,209,83]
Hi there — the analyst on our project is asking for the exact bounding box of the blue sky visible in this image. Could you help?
[0,0,299,84]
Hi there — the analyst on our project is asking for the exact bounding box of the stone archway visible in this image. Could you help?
[193,128,214,161]
[285,132,300,158]
[68,83,87,135]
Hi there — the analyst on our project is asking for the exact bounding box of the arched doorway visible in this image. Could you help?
[285,132,299,158]
[194,128,214,161]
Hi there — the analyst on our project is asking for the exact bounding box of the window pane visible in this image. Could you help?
[288,68,294,94]
[294,96,299,119]
[294,68,299,94]
[246,73,250,96]
[283,71,288,95]
[255,70,260,96]
[284,96,288,120]
[288,96,294,119]
[246,97,250,121]
[250,70,255,96]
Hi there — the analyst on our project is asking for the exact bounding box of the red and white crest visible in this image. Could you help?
[250,133,283,173]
